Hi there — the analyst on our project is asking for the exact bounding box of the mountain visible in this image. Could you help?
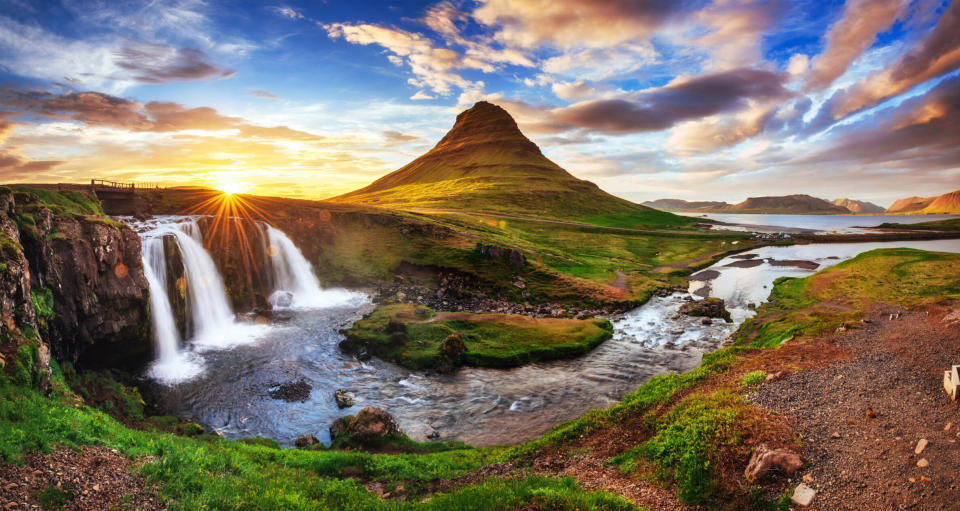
[714,194,851,214]
[832,198,885,214]
[887,190,960,214]
[887,196,935,213]
[332,102,686,225]
[642,199,729,212]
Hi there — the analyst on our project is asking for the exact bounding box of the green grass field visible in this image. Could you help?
[343,304,613,370]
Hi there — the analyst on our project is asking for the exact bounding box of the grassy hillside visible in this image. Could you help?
[143,189,754,307]
[332,102,693,226]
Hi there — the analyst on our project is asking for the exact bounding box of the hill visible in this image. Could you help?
[332,102,690,228]
[713,194,850,214]
[642,199,729,211]
[887,190,960,214]
[887,195,935,213]
[832,198,885,214]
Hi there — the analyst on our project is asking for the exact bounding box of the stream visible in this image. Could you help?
[135,217,960,447]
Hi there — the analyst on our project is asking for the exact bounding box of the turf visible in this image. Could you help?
[343,304,613,370]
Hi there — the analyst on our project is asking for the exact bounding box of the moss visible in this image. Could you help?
[0,232,22,260]
[343,304,613,370]
[612,391,751,504]
[11,187,104,216]
[35,484,74,509]
[740,370,766,387]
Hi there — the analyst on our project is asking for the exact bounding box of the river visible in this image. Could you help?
[145,222,960,446]
[678,212,957,233]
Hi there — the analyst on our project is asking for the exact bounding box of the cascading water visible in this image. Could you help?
[134,217,270,383]
[263,224,367,309]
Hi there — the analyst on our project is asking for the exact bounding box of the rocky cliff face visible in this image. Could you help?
[0,188,150,374]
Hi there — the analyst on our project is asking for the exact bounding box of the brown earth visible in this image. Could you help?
[0,446,161,510]
[751,303,960,510]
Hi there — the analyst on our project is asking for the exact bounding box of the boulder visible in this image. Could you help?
[744,444,803,481]
[335,389,355,409]
[436,332,466,373]
[329,407,403,442]
[268,290,294,308]
[475,243,526,267]
[679,297,732,323]
[791,483,816,507]
[295,434,319,448]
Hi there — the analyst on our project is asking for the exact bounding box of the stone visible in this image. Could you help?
[678,297,732,323]
[831,432,841,439]
[330,407,403,442]
[915,438,928,455]
[335,389,355,409]
[744,444,803,481]
[945,422,952,432]
[917,458,929,467]
[436,332,466,373]
[295,435,319,448]
[268,290,293,308]
[866,407,877,419]
[791,483,816,507]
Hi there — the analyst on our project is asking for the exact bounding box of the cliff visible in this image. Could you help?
[832,198,885,214]
[0,187,150,373]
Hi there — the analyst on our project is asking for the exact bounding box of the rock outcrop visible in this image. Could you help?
[679,297,732,323]
[475,243,526,266]
[329,407,403,442]
[0,188,150,373]
[744,444,803,480]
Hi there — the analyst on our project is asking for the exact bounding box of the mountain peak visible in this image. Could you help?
[433,101,539,153]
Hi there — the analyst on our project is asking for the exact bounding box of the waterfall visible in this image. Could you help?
[141,237,203,383]
[263,224,367,309]
[135,217,268,383]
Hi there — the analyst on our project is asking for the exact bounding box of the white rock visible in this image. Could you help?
[915,438,928,455]
[791,483,816,507]
[917,458,929,468]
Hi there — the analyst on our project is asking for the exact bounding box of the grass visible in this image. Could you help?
[738,248,960,347]
[877,217,960,231]
[342,304,613,370]
[0,374,638,510]
[740,370,766,387]
[612,391,751,504]
[11,187,104,217]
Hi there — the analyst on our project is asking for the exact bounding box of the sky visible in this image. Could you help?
[0,0,958,207]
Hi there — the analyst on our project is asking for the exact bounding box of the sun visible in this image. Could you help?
[215,180,253,196]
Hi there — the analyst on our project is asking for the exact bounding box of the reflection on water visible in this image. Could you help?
[152,239,960,447]
[678,212,957,234]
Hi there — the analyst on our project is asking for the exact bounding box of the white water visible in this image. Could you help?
[263,224,367,309]
[135,217,270,383]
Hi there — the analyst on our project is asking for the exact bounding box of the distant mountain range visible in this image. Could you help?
[644,191,960,215]
[886,190,960,214]
[333,101,687,226]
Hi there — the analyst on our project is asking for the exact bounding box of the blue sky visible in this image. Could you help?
[0,0,957,206]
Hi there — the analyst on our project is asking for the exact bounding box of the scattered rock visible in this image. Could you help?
[831,432,841,439]
[917,458,929,468]
[295,435,319,448]
[744,444,803,481]
[268,380,312,402]
[915,438,928,455]
[791,483,817,507]
[334,389,355,409]
[865,407,877,419]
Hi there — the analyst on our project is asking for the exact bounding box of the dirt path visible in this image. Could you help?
[752,303,960,510]
[0,446,161,510]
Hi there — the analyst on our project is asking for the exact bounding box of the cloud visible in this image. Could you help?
[689,0,784,71]
[0,146,63,178]
[383,130,420,143]
[551,80,597,101]
[553,68,791,134]
[787,54,809,76]
[0,88,323,141]
[824,0,960,120]
[324,22,484,94]
[410,90,435,100]
[114,43,235,84]
[666,101,775,154]
[274,6,305,20]
[805,0,906,91]
[250,89,280,99]
[804,73,960,171]
[472,0,687,49]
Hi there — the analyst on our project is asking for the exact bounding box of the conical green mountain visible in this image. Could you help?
[333,102,684,225]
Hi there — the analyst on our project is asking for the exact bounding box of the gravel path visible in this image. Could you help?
[752,304,960,510]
